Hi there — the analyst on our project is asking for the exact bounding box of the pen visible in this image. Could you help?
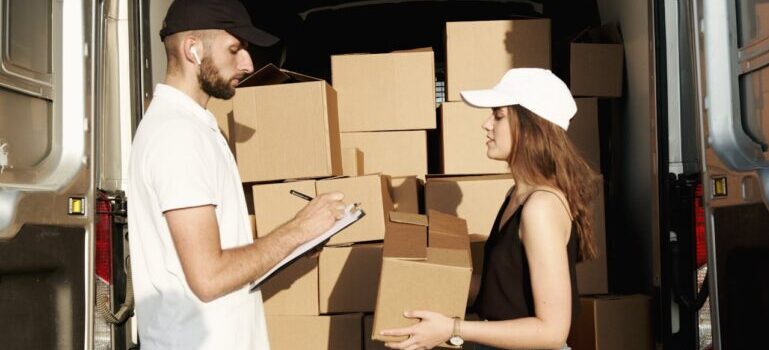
[289,190,313,201]
[290,189,362,211]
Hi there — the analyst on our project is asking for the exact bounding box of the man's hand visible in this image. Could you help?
[163,191,346,303]
[290,191,346,244]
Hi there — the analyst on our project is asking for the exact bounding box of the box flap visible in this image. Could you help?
[383,226,427,260]
[426,247,472,269]
[427,210,470,252]
[573,23,623,44]
[392,47,434,53]
[427,209,468,236]
[389,211,428,226]
[425,173,514,181]
[240,63,321,87]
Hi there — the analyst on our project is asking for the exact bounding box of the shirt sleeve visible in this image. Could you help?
[147,121,220,212]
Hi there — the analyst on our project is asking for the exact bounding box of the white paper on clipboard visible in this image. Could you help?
[250,204,365,292]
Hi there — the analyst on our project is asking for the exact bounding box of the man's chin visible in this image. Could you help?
[207,89,236,100]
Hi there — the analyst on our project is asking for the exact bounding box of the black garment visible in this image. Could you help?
[472,190,580,324]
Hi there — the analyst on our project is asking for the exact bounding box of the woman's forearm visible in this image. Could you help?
[462,317,569,350]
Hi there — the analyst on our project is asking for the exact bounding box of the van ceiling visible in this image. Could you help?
[242,0,599,81]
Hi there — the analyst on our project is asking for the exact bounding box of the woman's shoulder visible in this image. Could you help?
[521,186,572,223]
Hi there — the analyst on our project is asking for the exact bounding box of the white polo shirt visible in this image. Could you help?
[128,84,269,350]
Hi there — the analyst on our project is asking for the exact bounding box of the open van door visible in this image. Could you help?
[0,0,96,349]
[696,0,769,348]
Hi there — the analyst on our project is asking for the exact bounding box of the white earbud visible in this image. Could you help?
[191,46,202,65]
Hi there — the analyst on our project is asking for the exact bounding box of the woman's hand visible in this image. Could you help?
[380,310,454,350]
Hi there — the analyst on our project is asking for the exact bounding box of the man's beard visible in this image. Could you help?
[198,57,238,100]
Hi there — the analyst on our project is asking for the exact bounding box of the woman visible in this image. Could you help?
[380,68,599,350]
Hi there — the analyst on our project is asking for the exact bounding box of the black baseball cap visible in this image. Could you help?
[159,0,279,47]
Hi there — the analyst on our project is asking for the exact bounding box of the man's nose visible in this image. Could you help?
[238,50,254,74]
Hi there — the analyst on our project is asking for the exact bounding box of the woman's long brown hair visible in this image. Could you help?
[505,105,600,261]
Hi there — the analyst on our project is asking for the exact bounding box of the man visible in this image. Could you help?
[127,0,346,349]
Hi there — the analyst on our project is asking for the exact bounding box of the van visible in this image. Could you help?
[0,1,766,349]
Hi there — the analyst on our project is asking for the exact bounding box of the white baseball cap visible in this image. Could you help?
[460,68,577,130]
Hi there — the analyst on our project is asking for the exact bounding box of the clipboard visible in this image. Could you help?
[250,204,366,292]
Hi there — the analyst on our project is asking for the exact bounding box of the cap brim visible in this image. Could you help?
[228,26,280,47]
[460,89,518,108]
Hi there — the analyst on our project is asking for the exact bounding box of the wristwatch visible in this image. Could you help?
[448,317,464,346]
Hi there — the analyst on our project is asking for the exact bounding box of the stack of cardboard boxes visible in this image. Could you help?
[209,63,373,349]
[209,15,648,350]
[564,23,653,350]
[429,19,551,286]
[252,175,393,350]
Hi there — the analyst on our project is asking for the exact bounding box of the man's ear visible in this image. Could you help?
[183,36,202,66]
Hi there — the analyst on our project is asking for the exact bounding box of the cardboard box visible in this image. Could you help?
[332,50,436,132]
[232,64,342,182]
[316,175,395,245]
[372,210,472,344]
[208,97,235,153]
[567,295,652,350]
[425,174,515,237]
[469,234,487,274]
[576,176,607,295]
[252,180,316,238]
[440,102,510,175]
[757,2,769,41]
[340,131,427,177]
[249,215,257,239]
[342,148,364,176]
[266,314,363,350]
[446,19,551,101]
[319,244,383,313]
[363,314,388,350]
[260,256,319,315]
[389,176,422,214]
[567,98,601,172]
[570,24,624,97]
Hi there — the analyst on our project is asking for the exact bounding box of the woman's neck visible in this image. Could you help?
[512,179,533,198]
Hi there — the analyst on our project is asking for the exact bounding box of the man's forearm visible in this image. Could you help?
[194,221,305,302]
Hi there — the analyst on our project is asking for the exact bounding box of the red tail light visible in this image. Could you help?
[694,183,707,268]
[95,194,112,284]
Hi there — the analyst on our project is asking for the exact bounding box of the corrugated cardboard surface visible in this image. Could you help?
[568,295,652,350]
[440,102,509,175]
[382,220,427,260]
[388,176,422,214]
[469,234,487,274]
[342,148,364,176]
[570,43,624,97]
[316,175,394,244]
[363,314,388,350]
[757,2,769,40]
[446,19,551,101]
[567,98,601,173]
[373,211,472,343]
[266,313,363,350]
[428,209,471,252]
[576,175,607,295]
[425,174,515,237]
[252,180,316,238]
[261,256,319,316]
[232,81,342,182]
[319,244,383,313]
[569,24,624,98]
[208,97,235,153]
[373,258,471,343]
[332,51,436,132]
[340,131,427,177]
[249,215,257,239]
